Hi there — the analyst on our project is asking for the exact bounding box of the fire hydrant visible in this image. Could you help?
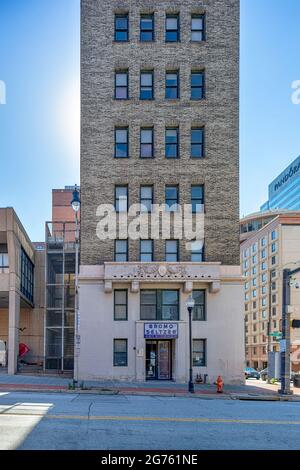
[216,376,223,393]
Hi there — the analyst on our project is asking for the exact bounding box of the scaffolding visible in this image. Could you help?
[44,221,79,372]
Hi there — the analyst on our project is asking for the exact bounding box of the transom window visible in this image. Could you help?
[140,290,179,320]
[165,240,179,262]
[115,240,128,262]
[140,186,153,212]
[166,128,179,158]
[191,71,204,100]
[140,128,154,158]
[191,14,205,42]
[140,240,153,262]
[115,71,128,99]
[140,14,154,41]
[166,14,180,42]
[166,71,179,99]
[140,71,154,100]
[191,128,204,158]
[115,14,129,42]
[115,128,129,158]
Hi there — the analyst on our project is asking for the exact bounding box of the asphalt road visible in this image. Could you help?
[0,391,300,450]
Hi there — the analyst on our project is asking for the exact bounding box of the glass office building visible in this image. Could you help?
[261,155,300,211]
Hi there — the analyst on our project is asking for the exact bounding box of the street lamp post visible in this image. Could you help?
[186,295,195,393]
[71,185,80,384]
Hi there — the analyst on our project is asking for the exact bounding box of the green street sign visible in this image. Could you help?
[269,332,282,338]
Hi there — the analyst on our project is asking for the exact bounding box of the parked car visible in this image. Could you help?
[244,367,260,380]
[0,340,7,367]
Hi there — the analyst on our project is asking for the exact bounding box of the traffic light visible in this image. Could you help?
[291,319,300,329]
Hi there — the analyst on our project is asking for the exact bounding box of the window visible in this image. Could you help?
[115,14,128,42]
[272,282,276,290]
[253,324,257,332]
[165,185,178,211]
[140,186,153,212]
[271,270,276,278]
[262,286,266,295]
[115,186,128,212]
[193,290,206,321]
[0,252,8,269]
[252,278,257,287]
[165,240,179,262]
[252,243,257,253]
[272,294,276,303]
[273,320,277,329]
[243,249,249,258]
[253,347,257,355]
[191,14,205,41]
[245,293,249,301]
[252,289,257,298]
[191,128,204,158]
[115,240,128,262]
[271,242,277,253]
[271,230,277,241]
[193,339,206,366]
[261,249,266,259]
[113,339,128,366]
[262,310,267,319]
[20,248,34,303]
[244,260,248,269]
[115,128,129,158]
[190,241,204,262]
[253,336,257,344]
[166,128,179,158]
[261,262,267,271]
[261,237,266,247]
[245,306,249,314]
[166,71,179,99]
[114,290,128,320]
[262,298,267,307]
[272,307,276,316]
[253,311,257,320]
[261,273,267,283]
[115,71,128,99]
[252,255,257,264]
[252,266,257,275]
[140,240,153,262]
[140,290,179,320]
[271,256,276,265]
[191,71,204,100]
[140,128,154,158]
[191,185,204,213]
[140,71,154,100]
[166,14,179,42]
[140,14,154,41]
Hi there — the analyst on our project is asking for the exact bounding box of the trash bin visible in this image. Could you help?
[293,375,300,388]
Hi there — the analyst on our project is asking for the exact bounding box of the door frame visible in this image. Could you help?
[145,339,173,381]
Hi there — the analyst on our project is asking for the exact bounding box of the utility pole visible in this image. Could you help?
[279,266,300,395]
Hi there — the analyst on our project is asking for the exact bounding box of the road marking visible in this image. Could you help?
[1,412,300,426]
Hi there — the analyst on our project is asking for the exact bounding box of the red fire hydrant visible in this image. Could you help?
[216,376,223,393]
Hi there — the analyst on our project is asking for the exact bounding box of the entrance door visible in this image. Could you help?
[146,340,172,380]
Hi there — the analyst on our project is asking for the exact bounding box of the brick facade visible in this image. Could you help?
[81,0,240,266]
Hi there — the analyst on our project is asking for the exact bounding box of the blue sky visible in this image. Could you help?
[0,0,299,240]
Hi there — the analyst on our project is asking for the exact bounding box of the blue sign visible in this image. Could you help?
[144,323,178,339]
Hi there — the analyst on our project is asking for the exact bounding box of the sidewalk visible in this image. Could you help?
[0,372,300,400]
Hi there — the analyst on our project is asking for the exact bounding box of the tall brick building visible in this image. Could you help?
[79,0,244,383]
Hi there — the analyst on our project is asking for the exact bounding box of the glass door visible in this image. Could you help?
[157,341,171,380]
[146,341,157,380]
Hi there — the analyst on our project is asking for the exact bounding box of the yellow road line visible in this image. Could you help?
[1,412,300,426]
